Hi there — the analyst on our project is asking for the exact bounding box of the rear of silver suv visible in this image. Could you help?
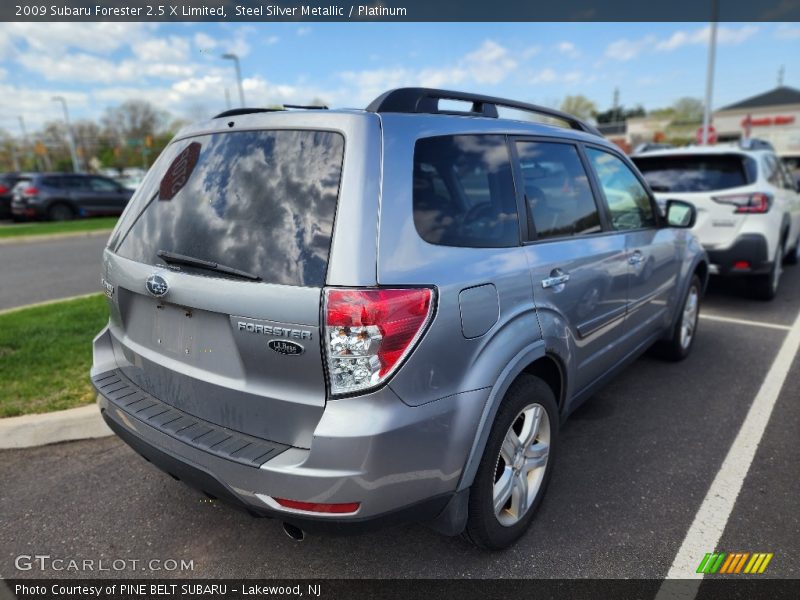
[93,89,707,549]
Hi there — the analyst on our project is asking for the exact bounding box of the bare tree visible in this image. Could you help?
[101,100,170,145]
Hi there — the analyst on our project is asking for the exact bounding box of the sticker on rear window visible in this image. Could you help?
[159,141,201,200]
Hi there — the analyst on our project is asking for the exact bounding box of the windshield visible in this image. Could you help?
[115,129,345,287]
[632,154,756,193]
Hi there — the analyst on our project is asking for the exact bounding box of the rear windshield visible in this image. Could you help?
[115,129,345,287]
[632,154,756,193]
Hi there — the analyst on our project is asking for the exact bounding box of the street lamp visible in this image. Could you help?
[221,53,246,107]
[52,96,81,173]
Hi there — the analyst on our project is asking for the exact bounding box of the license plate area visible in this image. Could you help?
[152,301,198,356]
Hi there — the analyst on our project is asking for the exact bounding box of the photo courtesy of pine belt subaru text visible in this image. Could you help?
[91,88,708,549]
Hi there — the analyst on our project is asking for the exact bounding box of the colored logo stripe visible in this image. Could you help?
[697,552,773,574]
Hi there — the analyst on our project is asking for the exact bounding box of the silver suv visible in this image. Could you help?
[91,88,708,549]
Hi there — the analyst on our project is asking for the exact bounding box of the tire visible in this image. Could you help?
[48,203,75,222]
[753,239,784,301]
[463,374,558,550]
[656,274,701,362]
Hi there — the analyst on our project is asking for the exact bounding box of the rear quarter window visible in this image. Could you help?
[632,154,756,192]
[413,135,519,248]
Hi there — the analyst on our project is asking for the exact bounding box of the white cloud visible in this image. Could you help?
[265,36,279,46]
[462,40,517,84]
[605,35,657,61]
[297,27,311,36]
[2,22,152,55]
[531,68,557,84]
[132,36,191,63]
[776,24,800,40]
[193,32,218,51]
[656,25,759,51]
[522,46,541,60]
[556,41,580,58]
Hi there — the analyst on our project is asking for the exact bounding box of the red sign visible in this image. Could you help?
[159,142,201,201]
[696,125,717,144]
[740,115,796,127]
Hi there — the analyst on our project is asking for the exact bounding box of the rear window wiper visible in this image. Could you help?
[156,250,262,281]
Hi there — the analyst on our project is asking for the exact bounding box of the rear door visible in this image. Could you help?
[585,146,682,339]
[106,128,346,448]
[515,138,630,393]
[86,176,130,214]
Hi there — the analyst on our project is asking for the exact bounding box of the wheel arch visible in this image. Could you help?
[456,341,565,492]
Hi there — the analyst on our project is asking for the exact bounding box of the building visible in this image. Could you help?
[713,86,800,159]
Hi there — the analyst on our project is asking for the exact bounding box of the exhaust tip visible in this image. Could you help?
[282,522,305,542]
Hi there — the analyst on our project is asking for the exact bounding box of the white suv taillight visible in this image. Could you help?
[712,192,772,214]
[323,288,434,396]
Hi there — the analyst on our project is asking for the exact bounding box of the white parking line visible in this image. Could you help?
[699,313,792,331]
[656,308,800,597]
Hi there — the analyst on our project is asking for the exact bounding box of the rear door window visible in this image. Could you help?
[632,154,755,192]
[586,147,656,231]
[413,135,519,248]
[115,129,345,287]
[515,140,601,240]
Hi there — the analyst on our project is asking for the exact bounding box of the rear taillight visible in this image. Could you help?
[0,185,8,195]
[23,186,39,197]
[324,288,434,395]
[712,192,772,214]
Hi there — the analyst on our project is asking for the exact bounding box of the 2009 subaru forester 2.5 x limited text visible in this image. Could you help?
[91,88,708,549]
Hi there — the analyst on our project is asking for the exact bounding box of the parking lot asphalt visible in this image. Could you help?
[0,235,107,311]
[1,267,798,580]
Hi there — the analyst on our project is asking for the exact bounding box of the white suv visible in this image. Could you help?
[633,144,800,299]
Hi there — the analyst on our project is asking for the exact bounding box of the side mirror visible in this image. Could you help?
[665,199,696,229]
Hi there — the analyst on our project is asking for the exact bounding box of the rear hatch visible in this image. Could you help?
[104,126,346,448]
[632,152,758,249]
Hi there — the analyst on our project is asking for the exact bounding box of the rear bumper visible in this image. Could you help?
[92,326,488,530]
[705,234,771,276]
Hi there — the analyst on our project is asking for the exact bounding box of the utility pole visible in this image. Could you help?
[612,87,620,123]
[778,65,785,87]
[701,0,719,145]
[225,88,232,111]
[18,116,37,171]
[53,96,81,173]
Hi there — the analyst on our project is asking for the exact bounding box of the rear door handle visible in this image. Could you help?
[628,251,644,265]
[542,272,570,289]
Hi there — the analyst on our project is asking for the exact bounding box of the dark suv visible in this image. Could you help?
[11,173,133,221]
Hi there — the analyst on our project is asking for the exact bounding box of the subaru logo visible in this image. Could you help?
[145,274,169,297]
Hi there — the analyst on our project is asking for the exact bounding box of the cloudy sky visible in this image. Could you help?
[0,21,798,132]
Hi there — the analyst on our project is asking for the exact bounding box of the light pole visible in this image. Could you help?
[53,96,81,173]
[222,53,246,107]
[701,0,718,145]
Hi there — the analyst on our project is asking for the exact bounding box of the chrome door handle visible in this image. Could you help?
[542,273,570,288]
[628,251,644,265]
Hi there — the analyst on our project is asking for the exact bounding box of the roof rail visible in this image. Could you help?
[366,87,602,137]
[283,104,329,110]
[212,108,283,119]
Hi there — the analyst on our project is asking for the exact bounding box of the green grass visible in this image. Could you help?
[0,294,108,417]
[0,217,118,239]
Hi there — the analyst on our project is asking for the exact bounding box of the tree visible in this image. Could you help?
[559,95,597,121]
[101,100,169,146]
[671,97,704,123]
[595,105,645,124]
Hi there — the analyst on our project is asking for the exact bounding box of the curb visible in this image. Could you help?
[0,401,112,449]
[0,228,112,245]
[0,292,103,317]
